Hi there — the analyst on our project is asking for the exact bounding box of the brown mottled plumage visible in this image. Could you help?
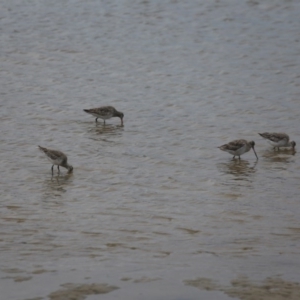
[83,106,124,125]
[259,132,296,150]
[218,139,258,160]
[38,146,73,174]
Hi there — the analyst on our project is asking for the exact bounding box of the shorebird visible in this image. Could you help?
[258,132,296,150]
[38,146,73,174]
[83,106,124,125]
[218,139,258,160]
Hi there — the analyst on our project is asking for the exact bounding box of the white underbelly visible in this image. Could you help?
[267,140,287,147]
[229,145,247,156]
[91,113,111,120]
[47,157,63,165]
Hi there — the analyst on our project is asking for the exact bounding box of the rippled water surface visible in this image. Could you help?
[1,1,300,299]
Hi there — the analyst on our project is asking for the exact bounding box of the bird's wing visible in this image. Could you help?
[219,139,246,151]
[96,106,115,116]
[39,146,66,161]
[259,132,289,143]
[84,106,115,116]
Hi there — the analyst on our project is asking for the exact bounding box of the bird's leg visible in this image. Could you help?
[51,165,54,175]
[232,156,235,159]
[95,118,98,123]
[104,120,106,125]
[238,156,241,160]
[57,165,60,174]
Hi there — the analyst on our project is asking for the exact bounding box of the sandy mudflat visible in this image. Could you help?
[184,276,300,300]
[48,283,119,300]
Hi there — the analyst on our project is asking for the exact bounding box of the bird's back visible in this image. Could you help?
[219,139,247,152]
[38,146,67,162]
[259,132,289,143]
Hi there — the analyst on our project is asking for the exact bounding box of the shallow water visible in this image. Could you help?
[1,0,300,299]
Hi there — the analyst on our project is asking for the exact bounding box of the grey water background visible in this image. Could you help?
[0,0,300,299]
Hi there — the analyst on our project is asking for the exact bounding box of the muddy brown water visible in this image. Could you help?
[1,0,300,299]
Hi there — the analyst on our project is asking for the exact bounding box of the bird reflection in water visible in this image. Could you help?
[51,172,73,183]
[89,123,124,137]
[42,173,73,202]
[217,159,257,179]
[261,149,296,163]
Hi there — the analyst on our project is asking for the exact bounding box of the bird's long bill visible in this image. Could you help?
[252,147,258,160]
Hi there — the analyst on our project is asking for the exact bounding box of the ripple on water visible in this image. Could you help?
[1,0,300,299]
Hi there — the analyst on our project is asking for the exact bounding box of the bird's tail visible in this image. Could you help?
[38,145,46,152]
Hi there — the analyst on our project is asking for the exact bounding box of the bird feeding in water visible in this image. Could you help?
[83,106,124,126]
[38,146,73,175]
[258,132,296,151]
[218,139,258,160]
